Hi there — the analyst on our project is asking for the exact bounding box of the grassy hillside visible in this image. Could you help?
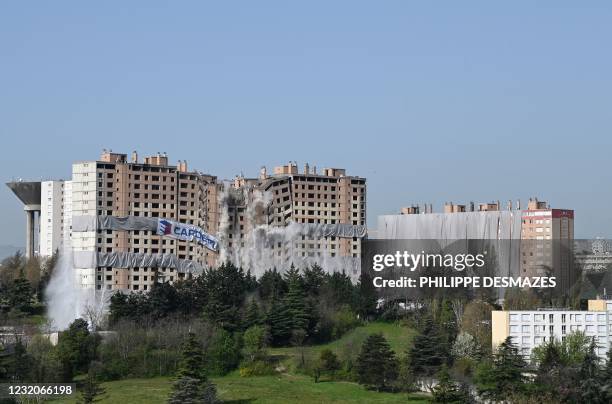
[269,321,417,364]
[50,373,429,403]
[49,322,421,403]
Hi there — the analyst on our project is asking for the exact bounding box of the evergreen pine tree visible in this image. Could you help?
[243,299,263,329]
[169,333,218,403]
[283,266,309,333]
[258,268,287,301]
[302,264,325,295]
[357,272,378,319]
[266,297,293,345]
[409,316,447,377]
[78,366,106,404]
[5,339,32,382]
[579,338,605,403]
[356,333,398,391]
[602,347,612,401]
[167,376,218,404]
[475,337,527,401]
[9,272,34,313]
[177,333,207,380]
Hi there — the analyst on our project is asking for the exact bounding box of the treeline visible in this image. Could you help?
[86,263,376,381]
[109,263,377,346]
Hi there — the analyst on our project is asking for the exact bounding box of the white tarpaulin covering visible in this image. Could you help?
[97,252,204,274]
[377,210,522,240]
[72,215,158,232]
[71,250,203,274]
[376,211,523,282]
[299,223,367,238]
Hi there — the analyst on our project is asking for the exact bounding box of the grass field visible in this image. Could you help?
[50,373,429,403]
[269,321,417,366]
[49,322,423,403]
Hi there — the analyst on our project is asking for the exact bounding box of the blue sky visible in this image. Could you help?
[1,1,611,245]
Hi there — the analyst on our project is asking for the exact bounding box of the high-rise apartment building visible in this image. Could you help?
[39,181,70,257]
[217,162,366,278]
[71,150,219,291]
[9,151,367,291]
[264,163,366,258]
[520,198,574,291]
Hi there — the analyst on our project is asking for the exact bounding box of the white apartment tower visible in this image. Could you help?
[39,180,73,258]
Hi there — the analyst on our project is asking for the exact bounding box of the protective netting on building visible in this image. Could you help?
[72,250,203,274]
[377,210,522,240]
[72,215,367,239]
[97,252,204,274]
[376,211,524,284]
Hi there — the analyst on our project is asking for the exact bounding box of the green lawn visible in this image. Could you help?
[50,373,428,403]
[269,321,417,364]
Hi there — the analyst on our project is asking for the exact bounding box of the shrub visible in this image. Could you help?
[239,360,275,377]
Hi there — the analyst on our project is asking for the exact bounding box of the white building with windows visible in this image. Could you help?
[39,180,72,258]
[492,299,612,360]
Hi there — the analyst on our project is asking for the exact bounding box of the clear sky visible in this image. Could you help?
[1,1,611,246]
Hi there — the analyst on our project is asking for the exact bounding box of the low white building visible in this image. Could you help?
[492,299,612,361]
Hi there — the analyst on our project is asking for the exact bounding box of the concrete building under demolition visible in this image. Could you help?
[7,151,367,292]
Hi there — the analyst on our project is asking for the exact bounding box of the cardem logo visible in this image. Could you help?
[158,219,173,235]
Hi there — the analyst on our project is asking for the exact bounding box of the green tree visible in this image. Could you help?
[318,349,341,379]
[8,273,34,313]
[283,265,310,333]
[356,333,398,391]
[579,338,605,403]
[242,299,263,329]
[603,347,612,401]
[302,264,325,296]
[169,332,218,403]
[167,376,218,404]
[78,365,106,404]
[258,269,287,301]
[409,316,448,377]
[242,325,267,363]
[177,333,206,380]
[431,365,473,404]
[207,329,241,376]
[4,339,32,382]
[356,272,378,319]
[266,297,293,345]
[57,319,98,381]
[475,337,527,401]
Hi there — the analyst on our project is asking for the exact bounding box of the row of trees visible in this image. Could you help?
[109,263,376,347]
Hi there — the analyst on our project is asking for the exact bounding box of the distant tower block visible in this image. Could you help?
[6,181,42,258]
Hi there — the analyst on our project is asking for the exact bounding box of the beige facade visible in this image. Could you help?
[520,198,574,291]
[70,152,364,292]
[223,162,367,260]
[265,163,366,258]
[81,151,219,291]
